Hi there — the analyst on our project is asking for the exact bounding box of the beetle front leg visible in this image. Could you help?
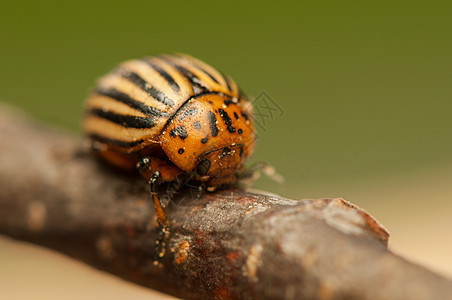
[149,171,170,229]
[148,171,171,261]
[137,156,184,220]
[137,157,183,261]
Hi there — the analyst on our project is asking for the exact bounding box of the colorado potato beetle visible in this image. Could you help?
[83,54,255,256]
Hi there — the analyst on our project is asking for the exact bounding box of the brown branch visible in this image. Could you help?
[0,103,451,300]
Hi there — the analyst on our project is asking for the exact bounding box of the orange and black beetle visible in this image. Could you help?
[83,54,255,250]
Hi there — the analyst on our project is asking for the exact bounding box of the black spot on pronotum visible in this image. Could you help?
[178,148,184,154]
[178,126,188,140]
[201,137,208,144]
[179,107,198,120]
[241,112,249,121]
[208,111,219,137]
[233,112,239,120]
[193,121,201,130]
[197,158,211,175]
[218,109,236,133]
[238,129,243,134]
[170,125,188,140]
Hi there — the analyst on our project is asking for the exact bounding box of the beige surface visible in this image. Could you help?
[363,164,452,279]
[0,237,177,300]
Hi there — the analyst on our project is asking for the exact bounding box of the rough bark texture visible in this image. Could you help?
[0,103,451,299]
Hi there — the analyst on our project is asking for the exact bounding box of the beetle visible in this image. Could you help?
[83,53,255,255]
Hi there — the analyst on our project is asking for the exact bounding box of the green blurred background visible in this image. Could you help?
[1,0,451,294]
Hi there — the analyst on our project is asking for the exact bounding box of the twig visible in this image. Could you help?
[0,103,451,300]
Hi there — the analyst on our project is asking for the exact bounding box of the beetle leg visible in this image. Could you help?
[137,158,171,228]
[149,171,170,229]
[137,156,184,218]
[163,179,183,202]
[137,157,184,262]
[148,171,171,261]
[191,185,204,201]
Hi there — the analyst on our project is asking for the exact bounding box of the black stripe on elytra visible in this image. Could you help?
[95,88,168,118]
[89,134,144,148]
[159,57,209,92]
[222,73,233,92]
[218,109,236,133]
[89,108,156,129]
[174,65,207,89]
[208,111,219,137]
[140,59,181,94]
[192,64,220,84]
[120,70,175,106]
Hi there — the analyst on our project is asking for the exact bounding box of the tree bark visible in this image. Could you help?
[0,103,451,299]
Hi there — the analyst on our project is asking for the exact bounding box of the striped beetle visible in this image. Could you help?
[83,54,255,257]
